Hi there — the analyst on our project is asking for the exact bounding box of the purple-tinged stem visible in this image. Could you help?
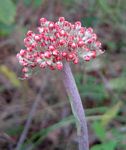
[61,61,89,150]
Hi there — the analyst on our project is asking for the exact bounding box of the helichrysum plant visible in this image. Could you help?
[17,17,104,150]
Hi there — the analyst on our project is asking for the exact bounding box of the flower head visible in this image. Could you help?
[17,17,104,78]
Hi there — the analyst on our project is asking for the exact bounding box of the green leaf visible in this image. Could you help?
[33,0,43,7]
[75,74,108,101]
[91,144,103,150]
[98,0,113,17]
[0,0,16,25]
[107,42,116,51]
[0,22,14,36]
[101,101,122,127]
[91,141,117,150]
[98,0,118,22]
[6,125,24,136]
[81,17,98,27]
[92,121,106,140]
[23,0,43,7]
[23,0,32,6]
[63,0,75,6]
[109,77,126,91]
[0,65,21,88]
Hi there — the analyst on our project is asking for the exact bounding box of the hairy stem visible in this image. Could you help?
[61,61,89,150]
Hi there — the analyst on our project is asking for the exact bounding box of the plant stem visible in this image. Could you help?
[15,78,47,150]
[61,61,89,150]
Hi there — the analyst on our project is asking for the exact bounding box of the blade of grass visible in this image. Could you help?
[24,115,102,150]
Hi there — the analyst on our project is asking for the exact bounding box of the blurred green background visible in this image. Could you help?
[0,0,126,150]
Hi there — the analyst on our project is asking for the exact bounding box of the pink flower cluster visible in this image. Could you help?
[17,17,104,78]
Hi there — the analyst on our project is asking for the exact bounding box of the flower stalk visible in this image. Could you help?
[61,61,89,150]
[16,17,104,149]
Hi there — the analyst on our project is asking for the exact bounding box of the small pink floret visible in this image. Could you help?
[56,62,63,70]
